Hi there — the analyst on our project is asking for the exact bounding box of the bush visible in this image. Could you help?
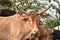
[46,19,60,28]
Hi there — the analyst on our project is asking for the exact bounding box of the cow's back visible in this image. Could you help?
[0,14,23,40]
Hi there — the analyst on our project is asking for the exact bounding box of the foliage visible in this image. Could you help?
[0,0,12,8]
[40,13,50,18]
[46,18,60,28]
[56,8,60,15]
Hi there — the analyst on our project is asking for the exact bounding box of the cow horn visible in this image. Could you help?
[37,5,51,15]
[16,6,29,16]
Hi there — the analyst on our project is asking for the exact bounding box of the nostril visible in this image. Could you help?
[34,31,36,32]
[34,30,39,34]
[32,28,39,34]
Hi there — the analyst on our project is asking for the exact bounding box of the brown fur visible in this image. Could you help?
[0,14,38,40]
[38,25,53,40]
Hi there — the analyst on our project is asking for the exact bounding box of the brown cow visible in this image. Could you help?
[33,25,60,40]
[37,25,53,40]
[0,6,50,40]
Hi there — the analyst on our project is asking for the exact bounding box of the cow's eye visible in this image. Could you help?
[29,20,31,21]
[23,18,29,21]
[29,18,32,22]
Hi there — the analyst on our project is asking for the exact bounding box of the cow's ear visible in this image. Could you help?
[23,18,29,21]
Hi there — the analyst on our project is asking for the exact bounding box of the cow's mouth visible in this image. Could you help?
[26,32,39,40]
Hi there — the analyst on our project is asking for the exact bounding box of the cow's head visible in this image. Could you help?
[17,6,51,35]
